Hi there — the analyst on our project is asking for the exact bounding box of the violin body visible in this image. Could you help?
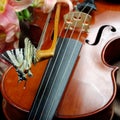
[1,0,120,120]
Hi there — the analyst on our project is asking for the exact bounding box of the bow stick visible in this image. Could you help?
[0,4,61,82]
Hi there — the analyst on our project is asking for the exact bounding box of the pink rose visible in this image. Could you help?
[33,0,73,13]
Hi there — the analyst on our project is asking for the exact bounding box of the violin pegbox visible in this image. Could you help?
[63,0,96,32]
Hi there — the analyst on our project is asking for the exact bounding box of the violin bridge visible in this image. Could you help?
[64,11,91,32]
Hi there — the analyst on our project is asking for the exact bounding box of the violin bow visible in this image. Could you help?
[0,4,61,81]
[36,4,61,61]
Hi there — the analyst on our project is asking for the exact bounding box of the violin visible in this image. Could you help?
[1,0,120,120]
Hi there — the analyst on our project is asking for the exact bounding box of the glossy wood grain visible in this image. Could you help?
[1,0,120,119]
[56,0,120,119]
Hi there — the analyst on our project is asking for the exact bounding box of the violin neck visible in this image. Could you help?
[28,37,82,120]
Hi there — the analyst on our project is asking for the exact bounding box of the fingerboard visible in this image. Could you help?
[28,38,82,120]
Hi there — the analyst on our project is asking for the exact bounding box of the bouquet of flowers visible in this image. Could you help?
[0,0,73,80]
[0,0,73,53]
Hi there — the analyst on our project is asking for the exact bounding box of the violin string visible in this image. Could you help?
[29,6,69,119]
[35,3,89,119]
[45,36,80,119]
[68,7,93,42]
[62,3,89,41]
[28,9,66,120]
[35,4,88,119]
[30,2,90,119]
[45,4,94,120]
[28,55,53,119]
[38,36,73,120]
[43,4,91,119]
[76,7,93,41]
[45,41,78,120]
[28,12,55,120]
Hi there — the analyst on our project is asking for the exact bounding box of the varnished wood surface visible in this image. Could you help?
[56,0,120,118]
[1,0,120,119]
